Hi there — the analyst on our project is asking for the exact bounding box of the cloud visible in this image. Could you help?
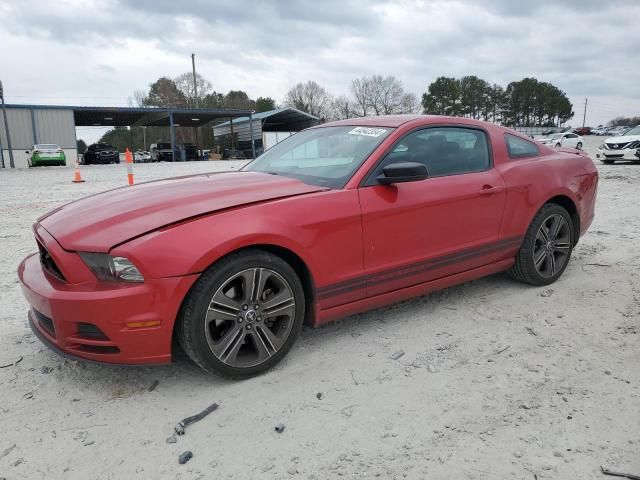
[2,0,639,129]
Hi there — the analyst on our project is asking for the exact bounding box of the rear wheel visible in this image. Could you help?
[509,204,574,286]
[179,249,305,377]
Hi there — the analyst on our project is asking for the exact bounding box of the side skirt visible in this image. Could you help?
[314,258,514,326]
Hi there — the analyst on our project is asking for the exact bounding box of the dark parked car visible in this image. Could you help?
[222,149,247,160]
[182,143,198,161]
[83,144,119,165]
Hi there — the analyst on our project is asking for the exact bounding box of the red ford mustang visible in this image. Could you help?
[18,116,598,377]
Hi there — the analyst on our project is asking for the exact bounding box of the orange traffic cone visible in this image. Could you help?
[72,162,85,183]
[125,148,134,185]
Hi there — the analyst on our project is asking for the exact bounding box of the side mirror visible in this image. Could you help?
[377,162,428,185]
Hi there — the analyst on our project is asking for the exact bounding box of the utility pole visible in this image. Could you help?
[191,53,198,106]
[582,98,588,128]
[0,80,15,168]
[191,53,199,157]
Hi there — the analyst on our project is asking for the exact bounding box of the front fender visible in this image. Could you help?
[109,190,364,296]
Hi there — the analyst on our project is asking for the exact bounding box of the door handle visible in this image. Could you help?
[479,185,503,195]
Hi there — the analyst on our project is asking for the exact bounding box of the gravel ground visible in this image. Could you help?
[0,138,638,480]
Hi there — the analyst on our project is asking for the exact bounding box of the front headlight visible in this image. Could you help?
[79,253,144,282]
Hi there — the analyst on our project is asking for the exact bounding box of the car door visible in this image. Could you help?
[563,134,578,148]
[358,126,508,297]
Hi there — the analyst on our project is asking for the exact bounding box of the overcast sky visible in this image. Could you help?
[2,0,639,143]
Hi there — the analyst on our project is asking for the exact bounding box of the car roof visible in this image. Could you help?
[318,115,430,128]
[314,115,527,139]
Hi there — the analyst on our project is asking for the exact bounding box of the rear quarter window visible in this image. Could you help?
[505,134,540,159]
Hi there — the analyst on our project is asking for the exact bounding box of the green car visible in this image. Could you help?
[27,144,66,167]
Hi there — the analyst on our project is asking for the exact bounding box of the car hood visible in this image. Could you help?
[604,135,640,144]
[38,171,327,251]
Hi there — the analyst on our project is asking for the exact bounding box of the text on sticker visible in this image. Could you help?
[348,127,388,137]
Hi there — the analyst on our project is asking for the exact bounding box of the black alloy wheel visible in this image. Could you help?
[179,249,305,377]
[509,204,575,286]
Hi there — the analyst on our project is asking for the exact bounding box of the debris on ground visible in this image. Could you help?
[525,327,538,336]
[600,466,640,480]
[1,444,16,459]
[275,423,285,433]
[496,345,511,355]
[23,392,33,400]
[174,402,218,435]
[316,392,324,400]
[178,451,193,465]
[166,435,177,444]
[0,356,23,368]
[147,380,159,392]
[390,350,405,360]
[40,366,54,374]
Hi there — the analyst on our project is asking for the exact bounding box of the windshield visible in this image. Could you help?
[547,133,563,139]
[35,144,60,150]
[244,126,393,188]
[624,126,640,136]
[157,143,172,150]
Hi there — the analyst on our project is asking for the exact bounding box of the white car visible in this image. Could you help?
[538,132,584,149]
[134,151,151,163]
[596,125,640,164]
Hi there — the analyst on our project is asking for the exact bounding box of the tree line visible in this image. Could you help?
[282,76,573,128]
[130,72,276,113]
[421,76,573,127]
[90,72,575,151]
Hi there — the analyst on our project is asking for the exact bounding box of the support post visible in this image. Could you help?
[249,112,256,159]
[229,116,234,151]
[169,110,176,162]
[0,81,15,168]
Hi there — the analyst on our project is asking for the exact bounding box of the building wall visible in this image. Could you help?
[1,107,76,168]
[213,119,262,142]
[34,109,76,148]
[0,108,33,149]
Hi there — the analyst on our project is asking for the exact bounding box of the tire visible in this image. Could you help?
[576,142,582,150]
[178,249,305,377]
[508,204,574,286]
[602,159,614,165]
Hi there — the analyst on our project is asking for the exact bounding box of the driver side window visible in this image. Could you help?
[367,127,490,183]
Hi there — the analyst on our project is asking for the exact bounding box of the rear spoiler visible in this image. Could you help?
[556,147,589,157]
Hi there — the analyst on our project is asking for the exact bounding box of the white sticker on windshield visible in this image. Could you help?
[348,127,388,137]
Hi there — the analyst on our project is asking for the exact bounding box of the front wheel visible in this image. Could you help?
[179,249,305,377]
[508,204,574,286]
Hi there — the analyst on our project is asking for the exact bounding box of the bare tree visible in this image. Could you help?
[128,89,147,108]
[328,95,354,121]
[351,75,418,116]
[369,75,404,115]
[399,92,421,114]
[350,77,373,117]
[283,81,333,119]
[174,72,213,107]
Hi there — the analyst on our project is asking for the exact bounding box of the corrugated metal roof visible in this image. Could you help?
[216,107,319,127]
